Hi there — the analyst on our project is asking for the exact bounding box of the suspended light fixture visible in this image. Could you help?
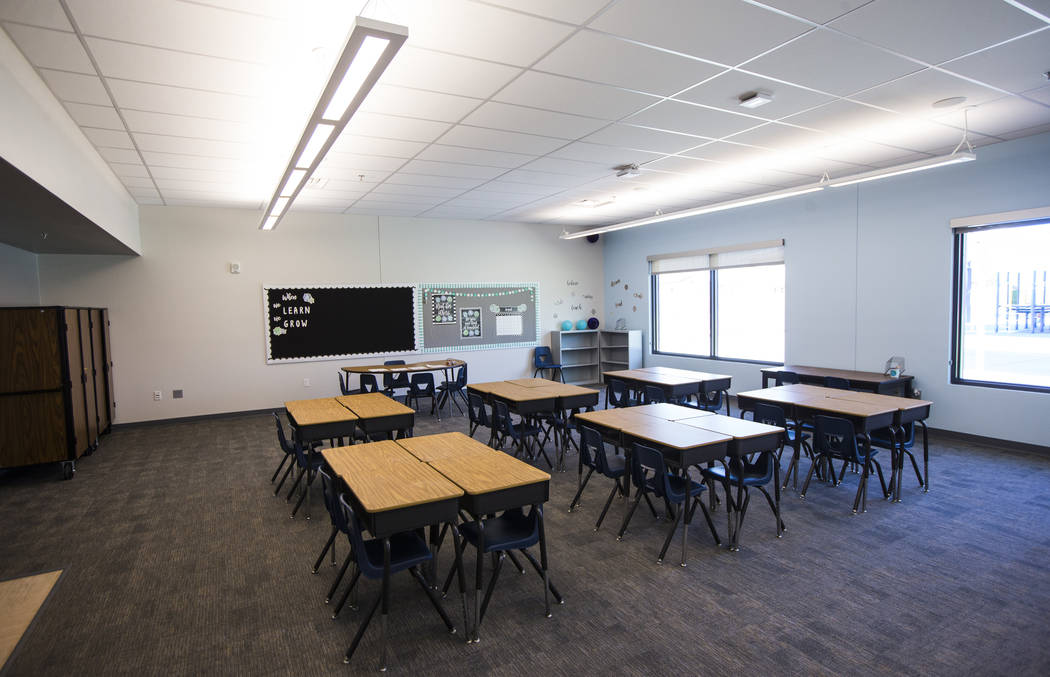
[259,17,408,230]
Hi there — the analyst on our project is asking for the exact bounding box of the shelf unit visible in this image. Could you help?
[549,329,599,385]
[598,329,642,373]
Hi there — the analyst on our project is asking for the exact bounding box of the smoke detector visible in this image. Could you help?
[738,90,773,109]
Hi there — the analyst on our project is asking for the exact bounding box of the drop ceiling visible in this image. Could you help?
[2,0,1049,229]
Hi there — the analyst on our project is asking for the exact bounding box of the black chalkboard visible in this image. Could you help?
[264,285,417,362]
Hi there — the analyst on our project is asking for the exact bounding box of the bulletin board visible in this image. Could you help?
[263,285,419,363]
[419,283,539,353]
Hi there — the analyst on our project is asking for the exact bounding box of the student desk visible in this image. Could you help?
[322,442,468,669]
[344,359,466,417]
[603,368,733,414]
[504,377,554,388]
[336,392,415,440]
[425,440,553,642]
[760,365,914,396]
[527,382,600,470]
[285,397,360,444]
[630,402,717,422]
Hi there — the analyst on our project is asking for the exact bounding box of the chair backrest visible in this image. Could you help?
[337,493,369,563]
[454,364,468,387]
[383,360,409,388]
[578,425,602,471]
[467,392,489,426]
[631,443,669,498]
[533,346,554,368]
[319,467,347,531]
[337,371,351,395]
[359,373,379,393]
[813,415,860,461]
[643,385,665,404]
[824,376,850,390]
[292,438,311,467]
[273,411,294,453]
[753,402,786,428]
[493,400,514,436]
[607,378,630,407]
[697,389,723,411]
[410,372,434,393]
[775,371,799,385]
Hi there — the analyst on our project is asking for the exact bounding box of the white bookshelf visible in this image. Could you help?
[550,329,600,385]
[599,329,642,373]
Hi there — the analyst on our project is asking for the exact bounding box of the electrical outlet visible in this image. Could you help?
[173,389,184,399]
[153,390,162,401]
[303,378,311,387]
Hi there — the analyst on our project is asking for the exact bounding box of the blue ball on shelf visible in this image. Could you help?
[576,319,588,330]
[561,320,573,331]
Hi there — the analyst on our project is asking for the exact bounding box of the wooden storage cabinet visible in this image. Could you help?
[599,329,642,372]
[550,329,600,385]
[0,307,114,479]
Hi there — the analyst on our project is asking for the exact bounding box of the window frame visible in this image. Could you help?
[650,264,785,366]
[950,218,1050,394]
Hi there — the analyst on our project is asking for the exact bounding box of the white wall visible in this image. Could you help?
[603,131,1050,446]
[0,241,39,305]
[0,27,140,253]
[36,206,603,423]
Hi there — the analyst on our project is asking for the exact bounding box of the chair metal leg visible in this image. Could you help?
[568,467,594,512]
[409,567,456,633]
[800,456,820,498]
[343,591,381,664]
[285,466,304,502]
[332,568,362,618]
[271,453,290,483]
[595,481,620,531]
[477,552,505,626]
[657,501,684,565]
[506,550,526,575]
[688,496,721,546]
[617,487,646,540]
[274,459,295,495]
[643,492,659,520]
[519,546,563,602]
[327,553,353,604]
[313,527,338,573]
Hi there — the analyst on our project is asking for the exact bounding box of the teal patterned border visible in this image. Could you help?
[419,282,540,353]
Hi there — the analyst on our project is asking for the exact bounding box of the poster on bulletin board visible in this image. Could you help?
[420,283,539,352]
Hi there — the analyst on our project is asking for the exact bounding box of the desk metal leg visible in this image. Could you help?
[920,420,929,493]
[450,524,471,643]
[473,520,485,643]
[537,506,552,617]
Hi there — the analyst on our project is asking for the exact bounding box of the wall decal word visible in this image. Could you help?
[582,294,593,299]
[571,303,582,311]
[624,284,629,290]
[633,292,643,299]
[566,280,579,286]
[615,300,623,307]
[611,279,621,287]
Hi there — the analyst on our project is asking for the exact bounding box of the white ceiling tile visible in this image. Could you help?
[438,125,567,155]
[63,102,123,129]
[354,199,441,210]
[589,0,812,65]
[582,123,706,154]
[480,0,610,24]
[121,109,256,142]
[624,100,765,139]
[346,206,424,216]
[97,147,143,163]
[493,70,660,120]
[405,0,574,66]
[722,121,831,149]
[317,152,406,172]
[478,181,561,196]
[549,141,664,167]
[933,95,1050,138]
[422,206,501,219]
[813,137,916,166]
[0,1,73,30]
[321,177,384,192]
[1024,86,1050,106]
[828,0,1045,65]
[353,193,445,207]
[399,160,505,180]
[312,169,390,186]
[84,37,268,96]
[149,165,240,183]
[107,79,258,120]
[496,169,593,188]
[385,173,487,189]
[140,151,252,171]
[125,185,160,199]
[37,68,109,105]
[755,0,870,24]
[329,135,427,158]
[164,194,260,208]
[83,127,134,149]
[342,112,451,143]
[850,68,1005,116]
[153,177,242,192]
[518,157,611,178]
[675,69,835,120]
[132,132,250,158]
[461,101,608,139]
[134,196,165,205]
[370,184,463,199]
[534,29,725,97]
[120,176,156,188]
[996,121,1050,141]
[378,46,520,99]
[941,30,1050,95]
[415,144,536,168]
[746,28,922,96]
[4,23,92,72]
[359,85,482,123]
[108,161,149,177]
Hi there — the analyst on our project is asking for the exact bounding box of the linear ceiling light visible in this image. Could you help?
[827,151,975,188]
[259,16,408,231]
[560,183,825,240]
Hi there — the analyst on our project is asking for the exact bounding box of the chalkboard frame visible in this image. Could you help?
[263,284,420,364]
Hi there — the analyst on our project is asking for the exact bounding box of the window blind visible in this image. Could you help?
[648,239,784,274]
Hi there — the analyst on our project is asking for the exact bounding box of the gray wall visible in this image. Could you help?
[603,131,1050,445]
[0,241,39,305]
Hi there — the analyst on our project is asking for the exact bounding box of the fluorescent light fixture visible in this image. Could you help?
[279,169,307,197]
[738,90,773,109]
[560,183,824,240]
[259,16,408,231]
[827,151,975,188]
[295,123,335,169]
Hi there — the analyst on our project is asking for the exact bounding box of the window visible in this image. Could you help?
[651,241,785,363]
[952,218,1050,392]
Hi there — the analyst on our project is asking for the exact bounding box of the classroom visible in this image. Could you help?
[1,1,1049,675]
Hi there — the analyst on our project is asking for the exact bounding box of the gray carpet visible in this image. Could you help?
[2,402,1050,676]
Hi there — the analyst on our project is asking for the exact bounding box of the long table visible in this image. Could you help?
[760,365,914,396]
[343,359,467,416]
[603,367,733,415]
[736,384,931,505]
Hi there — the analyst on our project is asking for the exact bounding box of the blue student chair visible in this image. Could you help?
[358,373,380,394]
[332,495,457,669]
[643,385,666,404]
[382,360,411,402]
[315,468,353,607]
[568,426,626,532]
[436,364,468,416]
[467,392,491,440]
[532,346,564,382]
[871,421,925,492]
[492,400,552,467]
[606,378,637,408]
[824,376,851,390]
[272,412,321,496]
[407,372,438,418]
[802,415,888,513]
[286,438,324,519]
[774,371,799,386]
[337,371,351,395]
[617,443,721,566]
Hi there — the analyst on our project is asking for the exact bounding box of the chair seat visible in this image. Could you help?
[644,473,705,502]
[603,456,626,477]
[460,511,538,553]
[701,465,770,487]
[358,531,432,579]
